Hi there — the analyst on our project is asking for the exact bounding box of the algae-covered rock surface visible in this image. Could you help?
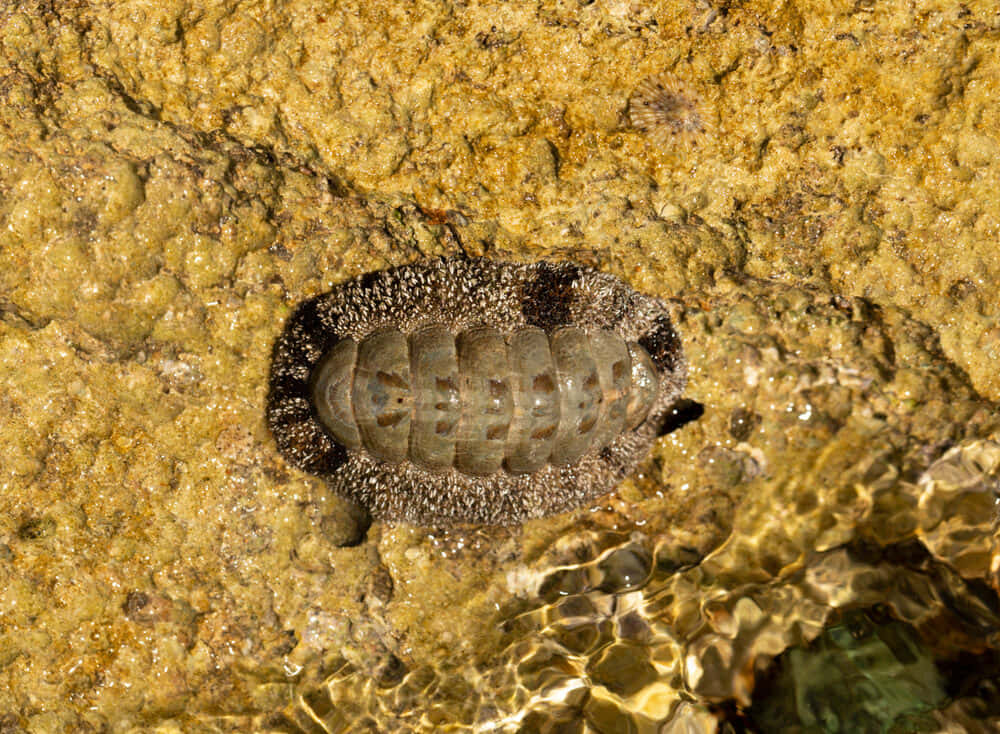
[1,1,999,731]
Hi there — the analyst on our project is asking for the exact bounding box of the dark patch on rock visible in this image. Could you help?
[657,399,704,436]
[728,407,760,441]
[121,591,150,620]
[16,515,54,540]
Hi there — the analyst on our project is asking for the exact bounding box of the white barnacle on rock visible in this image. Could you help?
[628,72,709,146]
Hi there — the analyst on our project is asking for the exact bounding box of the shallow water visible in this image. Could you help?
[266,442,1000,733]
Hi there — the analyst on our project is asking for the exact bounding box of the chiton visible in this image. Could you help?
[267,257,687,525]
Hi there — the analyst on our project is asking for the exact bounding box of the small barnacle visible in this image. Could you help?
[628,72,708,146]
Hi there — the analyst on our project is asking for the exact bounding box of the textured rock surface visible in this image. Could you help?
[1,1,999,731]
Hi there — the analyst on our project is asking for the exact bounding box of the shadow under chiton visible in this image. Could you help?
[267,257,687,525]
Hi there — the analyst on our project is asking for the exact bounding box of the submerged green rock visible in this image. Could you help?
[751,609,948,733]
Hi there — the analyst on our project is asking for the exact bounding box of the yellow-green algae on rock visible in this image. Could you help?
[1,1,1000,731]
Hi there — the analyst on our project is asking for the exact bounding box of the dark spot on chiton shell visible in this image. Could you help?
[521,261,582,331]
[638,315,683,373]
[267,257,688,525]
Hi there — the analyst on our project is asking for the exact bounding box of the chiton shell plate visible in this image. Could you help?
[267,258,687,525]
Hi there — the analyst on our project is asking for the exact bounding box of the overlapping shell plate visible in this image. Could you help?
[267,257,687,525]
